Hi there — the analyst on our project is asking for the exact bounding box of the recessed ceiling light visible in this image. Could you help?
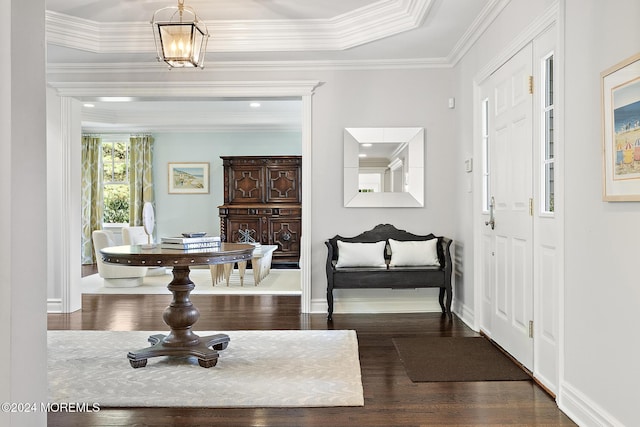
[249,102,261,108]
[97,97,135,102]
[359,153,367,158]
[83,103,95,108]
[361,143,372,147]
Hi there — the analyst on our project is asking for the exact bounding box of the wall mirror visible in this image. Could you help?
[344,127,424,207]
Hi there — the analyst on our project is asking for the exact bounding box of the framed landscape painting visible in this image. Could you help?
[168,162,209,194]
[601,52,640,201]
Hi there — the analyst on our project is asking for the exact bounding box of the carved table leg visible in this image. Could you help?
[210,264,224,286]
[223,263,234,286]
[237,261,247,286]
[127,266,230,368]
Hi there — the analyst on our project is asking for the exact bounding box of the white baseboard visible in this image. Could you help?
[47,298,63,313]
[453,300,476,331]
[559,381,623,427]
[310,293,444,315]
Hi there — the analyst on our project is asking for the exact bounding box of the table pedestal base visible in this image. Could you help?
[128,265,231,368]
[128,333,230,368]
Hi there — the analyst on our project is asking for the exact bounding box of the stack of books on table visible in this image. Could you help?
[160,235,221,250]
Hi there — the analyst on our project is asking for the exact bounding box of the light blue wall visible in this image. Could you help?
[152,131,301,238]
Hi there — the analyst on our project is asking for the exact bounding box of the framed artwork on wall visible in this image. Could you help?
[168,162,210,194]
[601,52,640,201]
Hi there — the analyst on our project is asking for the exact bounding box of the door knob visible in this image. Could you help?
[485,196,495,230]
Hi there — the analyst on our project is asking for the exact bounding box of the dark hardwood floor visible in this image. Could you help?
[48,269,576,426]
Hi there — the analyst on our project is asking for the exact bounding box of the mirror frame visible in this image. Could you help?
[344,127,424,207]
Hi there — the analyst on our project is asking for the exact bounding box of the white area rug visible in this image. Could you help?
[48,330,363,408]
[82,268,301,295]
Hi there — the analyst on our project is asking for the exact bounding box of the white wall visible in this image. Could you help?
[308,68,457,307]
[453,0,640,424]
[152,131,301,238]
[3,0,48,426]
[561,0,640,425]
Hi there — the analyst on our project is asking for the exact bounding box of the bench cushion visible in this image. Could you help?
[335,240,387,268]
[388,238,440,267]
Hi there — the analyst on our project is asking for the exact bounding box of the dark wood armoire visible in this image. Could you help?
[218,155,301,266]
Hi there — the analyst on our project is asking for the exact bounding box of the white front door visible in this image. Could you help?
[480,43,534,370]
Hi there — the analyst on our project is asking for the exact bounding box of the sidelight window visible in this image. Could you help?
[482,98,490,212]
[541,54,555,213]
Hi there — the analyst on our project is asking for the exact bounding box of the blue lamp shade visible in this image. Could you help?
[152,2,209,68]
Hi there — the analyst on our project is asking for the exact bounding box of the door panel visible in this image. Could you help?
[495,235,509,320]
[481,43,534,370]
[481,234,494,334]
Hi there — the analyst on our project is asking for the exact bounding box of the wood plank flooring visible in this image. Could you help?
[48,290,576,426]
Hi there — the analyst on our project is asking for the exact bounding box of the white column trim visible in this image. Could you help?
[300,93,313,313]
[49,96,82,313]
[61,96,82,313]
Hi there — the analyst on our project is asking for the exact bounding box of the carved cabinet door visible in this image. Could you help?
[227,218,264,244]
[269,219,301,260]
[266,164,301,204]
[228,166,264,204]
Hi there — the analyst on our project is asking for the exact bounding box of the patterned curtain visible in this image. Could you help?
[129,135,155,225]
[81,135,103,264]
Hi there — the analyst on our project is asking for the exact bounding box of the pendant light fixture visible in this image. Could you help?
[151,0,210,69]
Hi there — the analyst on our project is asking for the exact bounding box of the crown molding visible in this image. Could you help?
[447,0,511,66]
[46,57,451,76]
[48,80,322,98]
[46,0,433,54]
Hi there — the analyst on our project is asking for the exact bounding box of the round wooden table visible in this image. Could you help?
[100,243,254,368]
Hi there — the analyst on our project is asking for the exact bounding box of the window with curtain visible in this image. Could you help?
[81,134,154,264]
[81,135,102,264]
[129,135,155,226]
[102,137,131,224]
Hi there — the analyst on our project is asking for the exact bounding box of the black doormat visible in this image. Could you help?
[393,336,531,382]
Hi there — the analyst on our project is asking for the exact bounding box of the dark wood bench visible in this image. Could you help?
[325,224,453,320]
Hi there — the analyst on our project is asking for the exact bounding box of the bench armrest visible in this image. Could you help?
[440,237,453,288]
[325,240,335,286]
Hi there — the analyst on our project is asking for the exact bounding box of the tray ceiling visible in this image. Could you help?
[45,0,505,132]
[46,0,500,65]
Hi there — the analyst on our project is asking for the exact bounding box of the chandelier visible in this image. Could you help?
[151,0,210,69]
